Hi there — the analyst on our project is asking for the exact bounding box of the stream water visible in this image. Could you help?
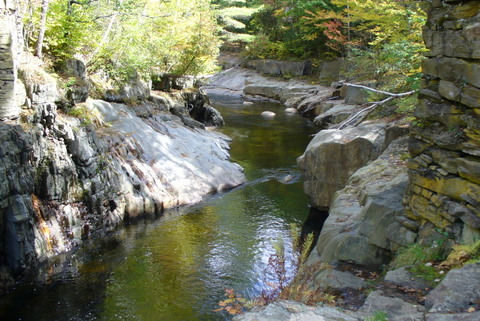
[0,95,318,321]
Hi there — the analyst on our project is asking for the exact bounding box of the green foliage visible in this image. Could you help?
[242,33,287,59]
[409,263,443,285]
[249,0,334,59]
[442,240,480,269]
[305,0,426,51]
[366,311,389,321]
[24,0,221,82]
[390,243,430,269]
[215,1,261,45]
[344,41,425,91]
[303,0,426,97]
[395,95,418,116]
[280,261,337,305]
[389,232,454,286]
[68,104,103,126]
[24,0,98,60]
[63,76,77,88]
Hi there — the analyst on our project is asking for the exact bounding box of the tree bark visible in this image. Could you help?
[35,0,49,58]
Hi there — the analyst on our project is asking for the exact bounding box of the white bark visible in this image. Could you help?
[34,0,49,58]
[337,83,416,129]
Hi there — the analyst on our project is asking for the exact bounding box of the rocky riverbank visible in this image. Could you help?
[0,47,246,286]
[223,1,480,320]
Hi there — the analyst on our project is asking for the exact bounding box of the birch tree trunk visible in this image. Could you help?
[35,0,49,58]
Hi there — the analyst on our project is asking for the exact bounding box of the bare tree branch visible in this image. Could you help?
[336,83,417,129]
[338,97,394,129]
[343,82,416,98]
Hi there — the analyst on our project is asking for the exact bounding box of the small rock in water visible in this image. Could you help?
[284,107,297,114]
[242,101,254,106]
[281,175,295,183]
[261,111,276,117]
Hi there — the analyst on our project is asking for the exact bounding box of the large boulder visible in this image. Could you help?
[384,267,430,290]
[359,290,425,321]
[103,74,150,103]
[297,124,385,209]
[305,137,413,268]
[151,74,196,91]
[244,84,282,100]
[18,63,59,106]
[313,104,357,128]
[311,266,366,291]
[425,263,480,313]
[55,59,89,106]
[318,60,342,85]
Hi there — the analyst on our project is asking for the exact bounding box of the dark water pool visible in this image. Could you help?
[0,95,318,321]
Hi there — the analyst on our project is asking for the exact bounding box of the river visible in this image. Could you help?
[0,94,318,321]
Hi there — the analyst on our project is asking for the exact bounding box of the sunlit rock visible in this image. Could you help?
[261,111,276,117]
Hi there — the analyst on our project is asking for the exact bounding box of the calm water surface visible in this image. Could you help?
[0,95,318,321]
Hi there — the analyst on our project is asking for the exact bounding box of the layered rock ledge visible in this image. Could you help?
[0,54,245,281]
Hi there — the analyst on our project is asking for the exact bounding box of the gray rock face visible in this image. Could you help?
[305,137,412,268]
[385,267,430,290]
[55,59,89,106]
[0,66,245,278]
[318,60,341,86]
[152,74,196,91]
[425,263,480,313]
[18,64,59,106]
[342,85,369,105]
[297,124,385,209]
[103,74,151,103]
[313,104,357,128]
[203,67,332,111]
[246,60,310,76]
[360,290,425,321]
[233,300,361,321]
[404,0,480,245]
[426,312,480,321]
[311,268,366,291]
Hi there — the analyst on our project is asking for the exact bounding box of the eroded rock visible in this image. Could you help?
[297,124,385,209]
[305,137,411,268]
[425,263,480,314]
[360,290,425,321]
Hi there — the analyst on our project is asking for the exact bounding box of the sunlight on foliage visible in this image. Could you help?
[24,0,221,81]
[441,240,480,270]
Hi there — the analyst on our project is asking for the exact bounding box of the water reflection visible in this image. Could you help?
[0,96,318,321]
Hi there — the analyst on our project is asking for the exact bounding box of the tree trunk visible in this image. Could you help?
[35,0,49,58]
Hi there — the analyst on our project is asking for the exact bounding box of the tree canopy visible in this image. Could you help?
[23,0,221,80]
[21,0,427,93]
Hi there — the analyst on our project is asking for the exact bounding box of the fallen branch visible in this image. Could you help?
[343,82,416,98]
[336,83,416,129]
[338,97,394,129]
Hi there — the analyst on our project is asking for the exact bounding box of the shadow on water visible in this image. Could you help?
[0,94,327,321]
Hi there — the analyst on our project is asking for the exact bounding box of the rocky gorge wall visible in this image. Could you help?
[405,0,480,245]
[235,2,480,320]
[0,5,244,283]
[296,0,480,269]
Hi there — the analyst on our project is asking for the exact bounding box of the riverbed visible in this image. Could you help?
[0,95,317,321]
